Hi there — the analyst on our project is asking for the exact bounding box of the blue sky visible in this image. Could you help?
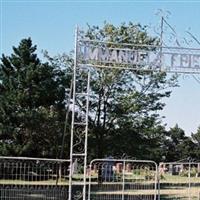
[1,0,200,135]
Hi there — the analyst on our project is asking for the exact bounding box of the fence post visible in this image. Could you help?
[122,160,125,200]
[88,162,92,200]
[188,161,191,200]
[157,163,160,200]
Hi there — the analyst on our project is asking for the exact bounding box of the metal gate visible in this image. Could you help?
[0,156,70,199]
[158,162,200,200]
[88,159,158,200]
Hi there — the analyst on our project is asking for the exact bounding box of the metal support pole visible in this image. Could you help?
[88,162,92,200]
[68,26,78,200]
[122,160,125,200]
[83,70,91,200]
[159,16,164,70]
[188,161,191,200]
[160,16,164,48]
[155,163,158,200]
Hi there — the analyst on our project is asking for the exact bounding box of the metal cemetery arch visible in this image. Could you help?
[68,27,200,200]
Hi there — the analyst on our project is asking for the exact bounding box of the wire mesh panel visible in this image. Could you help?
[0,157,70,200]
[88,159,158,200]
[159,162,200,200]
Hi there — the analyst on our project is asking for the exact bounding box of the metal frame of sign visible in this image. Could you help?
[68,26,200,200]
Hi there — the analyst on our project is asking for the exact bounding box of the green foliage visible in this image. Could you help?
[132,168,154,180]
[85,23,178,161]
[0,38,69,158]
[163,124,196,162]
[191,126,200,158]
[179,167,197,177]
[179,169,189,177]
[133,169,141,175]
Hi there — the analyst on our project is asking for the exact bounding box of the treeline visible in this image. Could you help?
[0,23,199,162]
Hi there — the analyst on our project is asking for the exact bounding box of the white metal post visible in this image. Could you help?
[157,164,160,200]
[122,160,125,200]
[188,162,191,200]
[88,162,92,200]
[159,16,164,71]
[83,70,91,200]
[155,163,158,200]
[68,26,78,200]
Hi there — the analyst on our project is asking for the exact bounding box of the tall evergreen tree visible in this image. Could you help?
[0,38,68,157]
[192,126,200,159]
[164,124,195,161]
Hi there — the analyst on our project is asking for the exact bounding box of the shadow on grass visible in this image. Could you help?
[160,195,190,200]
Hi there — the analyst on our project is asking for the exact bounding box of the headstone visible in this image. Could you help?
[93,164,97,173]
[126,163,132,173]
[98,156,115,182]
[102,161,114,182]
[116,163,123,173]
[72,159,78,174]
[168,164,173,175]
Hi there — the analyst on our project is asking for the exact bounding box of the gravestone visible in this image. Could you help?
[98,157,115,182]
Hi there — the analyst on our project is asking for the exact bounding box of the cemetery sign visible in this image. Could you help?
[78,41,200,73]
